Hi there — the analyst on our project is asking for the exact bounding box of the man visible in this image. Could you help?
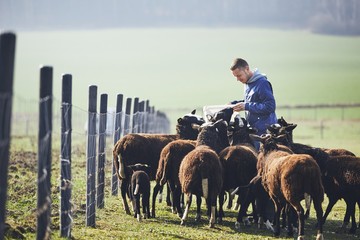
[230,58,277,149]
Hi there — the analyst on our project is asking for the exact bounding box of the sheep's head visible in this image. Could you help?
[250,133,287,155]
[196,119,229,153]
[176,109,205,140]
[207,107,233,124]
[228,116,257,146]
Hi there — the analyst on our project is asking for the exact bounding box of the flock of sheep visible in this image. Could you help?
[112,109,360,240]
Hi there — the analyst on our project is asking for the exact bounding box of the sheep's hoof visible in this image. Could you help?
[209,222,215,228]
[297,235,305,240]
[264,220,274,233]
[217,217,223,224]
[177,212,183,218]
[304,210,310,220]
[233,203,240,211]
[195,213,201,222]
[316,233,324,240]
[243,217,251,226]
[180,220,185,226]
[235,221,241,231]
[172,207,177,214]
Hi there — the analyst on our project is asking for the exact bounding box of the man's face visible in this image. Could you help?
[232,67,250,84]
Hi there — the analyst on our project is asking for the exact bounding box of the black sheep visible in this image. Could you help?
[128,170,151,221]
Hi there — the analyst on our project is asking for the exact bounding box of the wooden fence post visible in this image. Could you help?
[36,66,53,240]
[132,97,139,133]
[86,85,97,227]
[124,98,132,135]
[60,74,72,237]
[112,94,123,196]
[139,100,145,133]
[0,32,16,240]
[97,94,107,208]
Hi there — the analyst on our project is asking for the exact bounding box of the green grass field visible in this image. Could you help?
[5,28,360,239]
[5,134,360,240]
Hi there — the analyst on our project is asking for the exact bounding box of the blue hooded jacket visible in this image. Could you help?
[243,69,277,135]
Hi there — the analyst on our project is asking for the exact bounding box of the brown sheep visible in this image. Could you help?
[253,134,324,240]
[179,120,228,228]
[113,110,204,214]
[218,116,258,223]
[151,139,196,218]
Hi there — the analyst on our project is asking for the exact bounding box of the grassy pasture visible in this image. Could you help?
[13,28,360,128]
[5,135,360,240]
[5,28,360,239]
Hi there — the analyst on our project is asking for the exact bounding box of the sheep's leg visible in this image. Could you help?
[143,193,150,219]
[195,194,202,222]
[158,184,164,203]
[272,199,283,237]
[166,183,172,207]
[285,205,294,237]
[312,197,324,240]
[347,201,357,234]
[304,193,311,220]
[151,182,161,218]
[292,203,304,240]
[322,196,338,225]
[174,185,183,218]
[209,205,216,228]
[168,181,177,214]
[181,194,192,226]
[227,191,234,209]
[217,190,225,223]
[135,195,142,222]
[120,179,131,215]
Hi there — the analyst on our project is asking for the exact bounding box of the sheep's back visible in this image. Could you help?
[114,133,179,180]
[264,154,323,202]
[325,155,360,187]
[219,145,258,190]
[179,146,223,195]
[156,139,196,183]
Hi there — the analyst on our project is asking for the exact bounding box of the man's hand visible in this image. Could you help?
[233,102,245,112]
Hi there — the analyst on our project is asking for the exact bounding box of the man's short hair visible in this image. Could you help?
[230,58,249,71]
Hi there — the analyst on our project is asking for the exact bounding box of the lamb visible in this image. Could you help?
[128,169,151,221]
[253,134,324,240]
[151,139,196,218]
[217,116,258,223]
[178,119,229,228]
[113,110,205,215]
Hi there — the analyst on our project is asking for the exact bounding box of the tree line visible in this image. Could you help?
[1,0,359,35]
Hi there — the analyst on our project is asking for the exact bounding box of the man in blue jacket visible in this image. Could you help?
[230,58,277,150]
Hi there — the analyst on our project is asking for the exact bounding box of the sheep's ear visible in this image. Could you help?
[249,134,262,142]
[275,134,287,141]
[191,109,196,115]
[247,127,258,134]
[191,123,201,131]
[177,118,183,124]
[285,124,297,132]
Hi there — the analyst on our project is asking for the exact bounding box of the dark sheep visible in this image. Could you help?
[322,155,360,234]
[113,110,205,214]
[253,134,325,239]
[179,120,228,228]
[151,139,196,218]
[218,116,258,223]
[128,170,151,221]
